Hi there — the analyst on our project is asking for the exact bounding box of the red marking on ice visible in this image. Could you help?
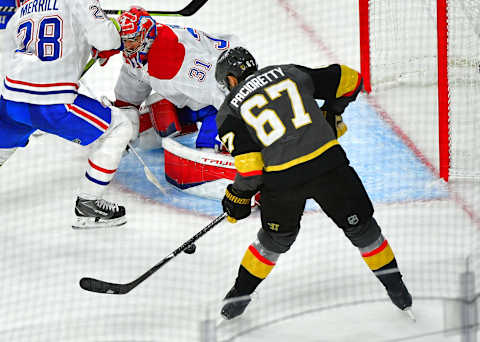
[276,0,480,229]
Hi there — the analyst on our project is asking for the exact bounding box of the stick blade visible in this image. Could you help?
[144,166,167,195]
[79,277,130,294]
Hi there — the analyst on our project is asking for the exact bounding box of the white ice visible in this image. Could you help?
[1,1,479,341]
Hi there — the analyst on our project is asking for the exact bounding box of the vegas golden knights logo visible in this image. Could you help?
[267,222,280,231]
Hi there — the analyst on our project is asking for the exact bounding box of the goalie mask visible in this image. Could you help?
[118,7,157,58]
[215,47,258,92]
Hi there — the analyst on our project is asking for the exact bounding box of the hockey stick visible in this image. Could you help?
[78,79,167,195]
[1,0,208,15]
[126,143,167,195]
[105,0,209,16]
[79,212,227,294]
[80,58,97,78]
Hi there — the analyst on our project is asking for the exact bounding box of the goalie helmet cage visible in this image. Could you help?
[359,0,480,182]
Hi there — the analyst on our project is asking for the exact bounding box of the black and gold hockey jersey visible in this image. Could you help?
[216,63,362,193]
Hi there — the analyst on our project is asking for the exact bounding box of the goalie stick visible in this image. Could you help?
[1,0,208,16]
[79,212,227,294]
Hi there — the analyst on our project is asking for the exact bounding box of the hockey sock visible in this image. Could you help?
[233,242,279,296]
[359,235,403,288]
[80,108,133,198]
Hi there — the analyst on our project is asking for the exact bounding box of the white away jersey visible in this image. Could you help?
[1,0,120,105]
[114,24,242,111]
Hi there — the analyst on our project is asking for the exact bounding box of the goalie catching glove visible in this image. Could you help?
[222,184,255,223]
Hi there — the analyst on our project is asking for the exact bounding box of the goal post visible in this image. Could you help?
[436,0,451,181]
[359,0,480,182]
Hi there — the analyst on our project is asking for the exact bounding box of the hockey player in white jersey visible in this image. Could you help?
[0,0,138,228]
[112,6,243,150]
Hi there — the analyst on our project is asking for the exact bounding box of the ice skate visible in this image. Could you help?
[387,279,413,311]
[221,286,252,320]
[72,197,127,229]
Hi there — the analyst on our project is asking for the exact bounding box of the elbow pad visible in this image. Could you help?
[322,65,363,114]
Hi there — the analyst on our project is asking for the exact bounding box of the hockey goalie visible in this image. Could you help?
[105,6,244,191]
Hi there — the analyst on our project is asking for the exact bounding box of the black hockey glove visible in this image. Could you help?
[323,111,347,138]
[321,78,363,115]
[222,184,254,223]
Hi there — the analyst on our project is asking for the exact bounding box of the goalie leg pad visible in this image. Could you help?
[150,99,181,137]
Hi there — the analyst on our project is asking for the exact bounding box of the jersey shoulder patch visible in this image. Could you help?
[147,24,186,80]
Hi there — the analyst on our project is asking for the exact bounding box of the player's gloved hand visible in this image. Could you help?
[321,78,363,115]
[91,47,121,67]
[222,184,254,223]
[323,111,347,138]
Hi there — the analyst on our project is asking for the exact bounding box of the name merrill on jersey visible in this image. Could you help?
[20,0,58,17]
[230,67,285,108]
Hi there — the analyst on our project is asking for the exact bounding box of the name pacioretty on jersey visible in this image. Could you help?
[229,67,284,108]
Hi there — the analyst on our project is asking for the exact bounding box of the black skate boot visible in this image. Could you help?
[386,279,412,311]
[221,286,252,320]
[73,197,127,229]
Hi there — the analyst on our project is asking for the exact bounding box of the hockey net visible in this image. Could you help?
[360,0,480,181]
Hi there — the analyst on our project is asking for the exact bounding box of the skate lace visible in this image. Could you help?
[95,199,119,212]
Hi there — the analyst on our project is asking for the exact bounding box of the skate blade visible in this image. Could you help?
[72,216,127,229]
[403,307,416,322]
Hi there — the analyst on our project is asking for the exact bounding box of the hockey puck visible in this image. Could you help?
[184,243,197,254]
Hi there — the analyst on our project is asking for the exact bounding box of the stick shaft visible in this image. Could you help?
[79,212,227,294]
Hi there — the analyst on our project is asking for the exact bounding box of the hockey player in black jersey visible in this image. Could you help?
[215,47,412,320]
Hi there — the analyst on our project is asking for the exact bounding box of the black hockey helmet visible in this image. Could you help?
[215,47,258,91]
